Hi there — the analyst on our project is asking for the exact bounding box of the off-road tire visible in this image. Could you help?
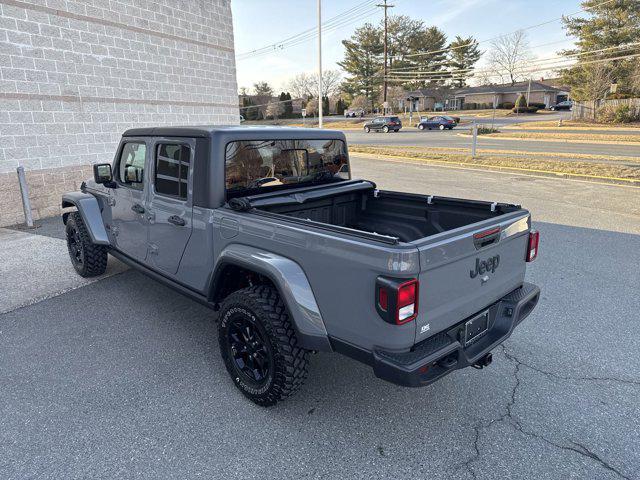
[218,285,309,406]
[65,212,108,277]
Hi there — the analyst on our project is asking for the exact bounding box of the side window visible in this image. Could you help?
[117,142,146,189]
[155,143,190,199]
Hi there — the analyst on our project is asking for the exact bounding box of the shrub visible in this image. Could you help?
[498,102,515,109]
[529,102,547,109]
[597,104,640,123]
[512,106,539,114]
[477,126,500,135]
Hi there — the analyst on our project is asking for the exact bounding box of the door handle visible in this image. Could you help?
[168,215,186,226]
[131,204,145,214]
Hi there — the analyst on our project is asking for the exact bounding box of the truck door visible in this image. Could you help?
[110,139,149,261]
[146,139,194,275]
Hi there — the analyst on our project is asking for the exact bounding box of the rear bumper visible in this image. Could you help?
[331,282,540,388]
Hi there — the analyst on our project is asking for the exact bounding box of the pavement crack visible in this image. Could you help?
[500,345,633,480]
[501,345,640,387]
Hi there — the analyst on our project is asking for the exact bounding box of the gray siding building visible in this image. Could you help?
[0,0,238,226]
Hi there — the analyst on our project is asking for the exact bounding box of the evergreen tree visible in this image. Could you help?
[561,0,640,100]
[322,96,330,115]
[448,36,482,88]
[338,23,384,111]
[284,92,293,117]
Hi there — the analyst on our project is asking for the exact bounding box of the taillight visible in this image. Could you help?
[526,230,539,262]
[397,280,418,324]
[376,277,419,325]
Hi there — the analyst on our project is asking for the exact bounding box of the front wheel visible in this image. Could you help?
[418,124,425,130]
[439,124,445,130]
[364,126,370,133]
[218,285,309,406]
[383,126,389,133]
[65,212,107,277]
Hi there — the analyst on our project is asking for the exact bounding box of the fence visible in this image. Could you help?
[572,98,640,120]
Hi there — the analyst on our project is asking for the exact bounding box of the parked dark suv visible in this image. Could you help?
[550,100,573,111]
[364,116,402,133]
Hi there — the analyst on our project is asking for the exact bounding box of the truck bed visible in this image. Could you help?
[257,188,520,243]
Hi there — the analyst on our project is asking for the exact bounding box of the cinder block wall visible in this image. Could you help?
[0,0,238,226]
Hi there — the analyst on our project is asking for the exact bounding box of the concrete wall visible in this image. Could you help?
[0,0,238,226]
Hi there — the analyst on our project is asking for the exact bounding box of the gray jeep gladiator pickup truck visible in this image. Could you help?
[62,126,540,406]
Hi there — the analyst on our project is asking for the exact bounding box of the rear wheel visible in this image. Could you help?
[65,212,108,277]
[218,285,309,406]
[418,124,425,130]
[439,124,445,130]
[364,126,370,133]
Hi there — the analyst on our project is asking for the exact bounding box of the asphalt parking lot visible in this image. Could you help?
[1,158,639,479]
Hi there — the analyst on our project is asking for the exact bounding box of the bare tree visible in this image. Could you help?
[316,70,342,98]
[488,30,531,85]
[472,69,495,87]
[305,97,319,116]
[349,95,368,112]
[266,101,284,120]
[287,72,315,100]
[287,70,343,99]
[381,86,406,112]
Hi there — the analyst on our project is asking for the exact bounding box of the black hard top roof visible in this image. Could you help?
[122,125,346,141]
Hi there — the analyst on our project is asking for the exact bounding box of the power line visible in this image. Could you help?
[383,51,640,84]
[236,0,379,61]
[385,42,640,78]
[401,0,619,60]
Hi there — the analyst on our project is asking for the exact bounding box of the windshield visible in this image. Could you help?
[225,139,350,197]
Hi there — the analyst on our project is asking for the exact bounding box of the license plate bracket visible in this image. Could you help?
[464,310,489,346]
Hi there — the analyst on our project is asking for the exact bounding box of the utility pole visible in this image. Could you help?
[317,0,323,128]
[377,0,394,114]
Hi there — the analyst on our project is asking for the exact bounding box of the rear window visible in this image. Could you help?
[225,139,349,197]
[390,117,400,122]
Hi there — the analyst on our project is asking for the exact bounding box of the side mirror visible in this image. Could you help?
[93,163,113,184]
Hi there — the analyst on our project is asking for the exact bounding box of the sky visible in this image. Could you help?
[231,0,585,93]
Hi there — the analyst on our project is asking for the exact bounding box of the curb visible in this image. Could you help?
[349,152,640,188]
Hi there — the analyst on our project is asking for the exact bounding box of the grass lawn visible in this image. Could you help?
[482,131,640,143]
[349,145,640,183]
[505,120,640,131]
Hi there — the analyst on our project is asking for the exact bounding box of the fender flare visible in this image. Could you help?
[61,192,110,246]
[213,244,332,352]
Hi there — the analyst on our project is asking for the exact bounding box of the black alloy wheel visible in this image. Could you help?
[67,223,84,268]
[64,212,108,277]
[226,314,272,386]
[218,285,309,406]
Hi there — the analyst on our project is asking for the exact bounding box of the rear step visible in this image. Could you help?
[369,283,540,387]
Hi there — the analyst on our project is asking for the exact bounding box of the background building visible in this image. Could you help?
[0,0,238,226]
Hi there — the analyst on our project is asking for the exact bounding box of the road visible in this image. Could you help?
[345,128,640,160]
[1,158,639,479]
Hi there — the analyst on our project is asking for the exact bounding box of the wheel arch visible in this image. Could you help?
[209,245,332,352]
[61,192,110,245]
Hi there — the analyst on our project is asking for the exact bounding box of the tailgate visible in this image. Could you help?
[412,211,530,344]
